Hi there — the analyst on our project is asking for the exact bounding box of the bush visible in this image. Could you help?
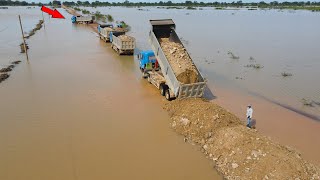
[186,6,196,10]
[245,64,264,69]
[82,9,90,14]
[281,72,293,77]
[106,14,113,22]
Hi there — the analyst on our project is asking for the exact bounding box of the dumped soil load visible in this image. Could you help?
[0,73,10,83]
[164,98,320,179]
[114,27,126,32]
[160,38,198,84]
[118,35,134,41]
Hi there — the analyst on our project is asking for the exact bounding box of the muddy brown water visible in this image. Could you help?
[0,8,221,180]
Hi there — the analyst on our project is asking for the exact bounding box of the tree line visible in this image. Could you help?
[63,1,320,7]
[1,0,320,8]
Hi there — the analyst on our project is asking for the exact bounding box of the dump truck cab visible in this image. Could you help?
[71,16,76,23]
[138,50,159,78]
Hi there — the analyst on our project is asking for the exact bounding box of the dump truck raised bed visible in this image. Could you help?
[71,15,95,24]
[145,19,206,100]
[110,32,135,55]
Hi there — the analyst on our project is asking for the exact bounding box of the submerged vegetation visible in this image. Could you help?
[186,6,197,10]
[227,51,239,60]
[106,14,114,22]
[281,72,293,77]
[0,61,21,84]
[245,64,264,69]
[74,7,81,11]
[25,20,44,39]
[301,98,320,107]
[301,98,314,107]
[93,11,105,20]
[81,9,90,14]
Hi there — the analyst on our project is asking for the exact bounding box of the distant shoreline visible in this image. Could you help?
[1,1,320,12]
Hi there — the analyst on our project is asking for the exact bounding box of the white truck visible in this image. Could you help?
[146,19,207,100]
[71,15,95,24]
[98,25,114,42]
[110,32,135,55]
[98,24,126,43]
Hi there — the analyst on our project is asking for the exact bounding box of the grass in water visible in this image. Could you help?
[281,72,293,77]
[106,14,114,22]
[245,64,264,69]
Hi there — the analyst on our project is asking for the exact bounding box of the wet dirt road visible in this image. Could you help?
[0,9,221,180]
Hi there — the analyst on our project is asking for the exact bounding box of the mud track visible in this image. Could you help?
[164,98,320,179]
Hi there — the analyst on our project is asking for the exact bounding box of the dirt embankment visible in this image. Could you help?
[63,5,98,34]
[164,98,320,179]
[160,38,198,84]
[62,5,80,16]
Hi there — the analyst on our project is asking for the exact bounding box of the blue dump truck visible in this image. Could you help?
[71,15,95,24]
[138,50,159,75]
[143,19,206,100]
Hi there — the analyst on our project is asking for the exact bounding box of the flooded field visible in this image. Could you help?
[0,5,320,179]
[0,7,221,180]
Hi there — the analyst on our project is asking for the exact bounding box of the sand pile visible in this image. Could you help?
[164,98,320,179]
[160,38,198,84]
[118,35,134,41]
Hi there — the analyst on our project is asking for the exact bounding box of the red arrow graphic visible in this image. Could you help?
[41,6,65,19]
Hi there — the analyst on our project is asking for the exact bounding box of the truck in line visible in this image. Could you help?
[97,24,126,43]
[138,19,206,100]
[110,32,135,55]
[71,15,95,24]
[97,24,114,42]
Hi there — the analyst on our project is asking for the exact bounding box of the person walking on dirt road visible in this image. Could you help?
[246,105,253,128]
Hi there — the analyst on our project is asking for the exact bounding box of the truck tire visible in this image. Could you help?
[160,84,166,96]
[165,89,171,101]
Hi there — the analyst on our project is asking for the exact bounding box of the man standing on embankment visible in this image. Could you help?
[246,105,253,128]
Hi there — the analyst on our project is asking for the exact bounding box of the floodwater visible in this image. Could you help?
[83,6,320,164]
[1,6,320,180]
[0,7,221,180]
[88,6,320,119]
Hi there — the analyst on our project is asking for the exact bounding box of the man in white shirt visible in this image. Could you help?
[246,105,253,128]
